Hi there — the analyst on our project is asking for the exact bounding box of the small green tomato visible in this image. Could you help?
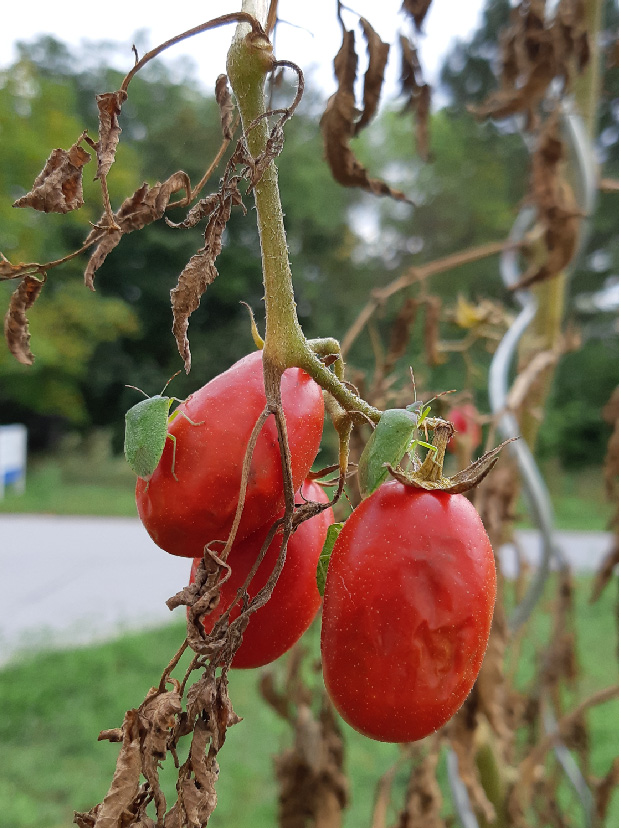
[358,403,436,499]
[124,374,202,481]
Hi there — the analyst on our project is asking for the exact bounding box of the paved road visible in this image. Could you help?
[0,515,615,667]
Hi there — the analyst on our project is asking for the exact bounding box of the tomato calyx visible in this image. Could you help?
[386,418,515,494]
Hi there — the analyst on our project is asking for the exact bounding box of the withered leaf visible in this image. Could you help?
[513,113,580,290]
[4,274,45,365]
[13,133,90,214]
[140,686,182,821]
[92,709,141,828]
[171,249,218,374]
[215,74,234,140]
[171,179,243,373]
[423,295,443,366]
[354,18,390,136]
[321,30,411,202]
[385,296,418,374]
[473,0,589,129]
[94,90,128,181]
[400,36,431,160]
[0,254,41,282]
[401,0,433,32]
[83,172,191,289]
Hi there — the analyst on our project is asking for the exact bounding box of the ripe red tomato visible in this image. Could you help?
[321,481,496,742]
[190,480,334,668]
[447,403,482,454]
[136,351,324,558]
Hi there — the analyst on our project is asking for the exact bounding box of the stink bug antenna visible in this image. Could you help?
[160,370,182,396]
[126,384,150,400]
[423,388,457,407]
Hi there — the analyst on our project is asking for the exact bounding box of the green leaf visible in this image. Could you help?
[316,522,344,597]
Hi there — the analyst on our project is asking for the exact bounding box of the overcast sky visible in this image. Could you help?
[2,1,485,97]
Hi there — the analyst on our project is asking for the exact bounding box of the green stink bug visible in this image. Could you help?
[124,373,202,481]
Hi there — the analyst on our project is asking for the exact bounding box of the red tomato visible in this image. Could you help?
[136,351,324,557]
[320,481,496,742]
[447,403,482,453]
[190,480,334,668]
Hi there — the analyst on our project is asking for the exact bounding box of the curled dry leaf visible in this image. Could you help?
[4,274,46,365]
[0,254,42,282]
[354,18,390,136]
[83,172,191,289]
[94,90,128,181]
[171,252,217,375]
[514,113,580,290]
[215,74,234,140]
[401,0,433,32]
[473,0,589,129]
[397,743,446,828]
[384,296,418,375]
[141,685,183,821]
[170,176,244,373]
[423,295,443,366]
[320,29,411,202]
[448,696,497,825]
[13,133,91,214]
[400,35,431,160]
[76,708,142,828]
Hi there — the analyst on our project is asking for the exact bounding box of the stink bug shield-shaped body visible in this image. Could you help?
[125,394,176,481]
[124,375,202,481]
[357,403,436,499]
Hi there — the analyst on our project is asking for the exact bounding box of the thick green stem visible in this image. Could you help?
[226,32,306,374]
[226,30,381,423]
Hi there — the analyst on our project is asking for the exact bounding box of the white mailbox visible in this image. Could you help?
[0,424,27,498]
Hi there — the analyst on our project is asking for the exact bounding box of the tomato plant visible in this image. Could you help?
[447,403,482,454]
[321,481,496,743]
[136,350,325,557]
[190,480,334,668]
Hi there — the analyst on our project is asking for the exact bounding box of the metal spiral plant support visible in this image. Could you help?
[448,100,598,828]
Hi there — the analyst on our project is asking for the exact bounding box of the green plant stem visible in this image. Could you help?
[225,29,380,423]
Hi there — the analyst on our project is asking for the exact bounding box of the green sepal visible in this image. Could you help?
[316,522,344,597]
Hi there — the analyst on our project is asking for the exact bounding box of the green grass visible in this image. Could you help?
[0,454,614,531]
[516,461,615,532]
[0,457,137,517]
[1,577,617,828]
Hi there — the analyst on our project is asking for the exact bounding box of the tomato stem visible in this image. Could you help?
[226,30,381,424]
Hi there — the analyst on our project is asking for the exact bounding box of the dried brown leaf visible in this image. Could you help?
[354,18,390,136]
[91,709,141,828]
[594,756,619,822]
[170,249,217,374]
[13,133,91,214]
[215,74,234,140]
[448,697,497,825]
[423,295,443,366]
[94,90,128,181]
[474,0,589,128]
[513,115,580,290]
[398,744,447,828]
[385,296,418,375]
[400,36,432,160]
[0,254,41,282]
[401,0,433,32]
[321,30,411,202]
[83,172,191,289]
[170,177,243,373]
[4,274,45,365]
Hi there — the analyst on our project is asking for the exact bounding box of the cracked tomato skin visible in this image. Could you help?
[190,480,333,668]
[136,351,324,557]
[320,481,496,742]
